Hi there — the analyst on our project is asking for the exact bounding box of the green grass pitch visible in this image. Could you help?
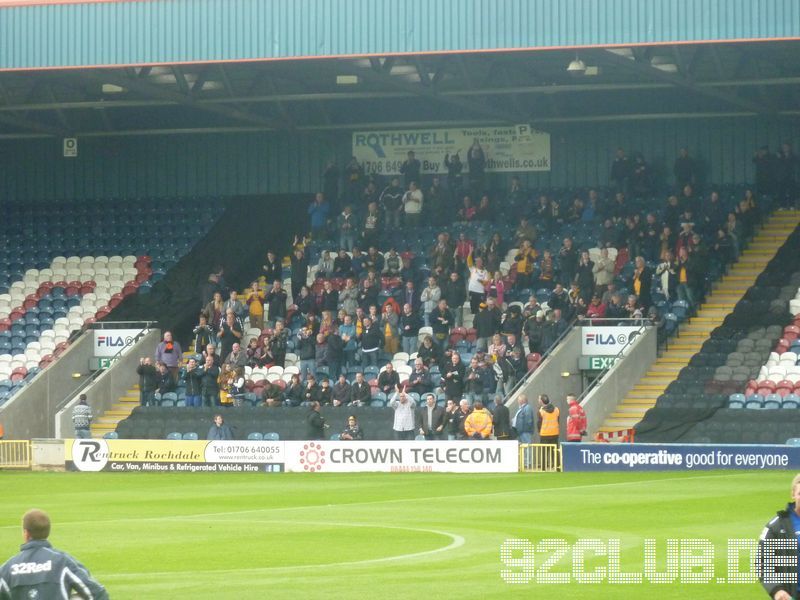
[0,470,791,599]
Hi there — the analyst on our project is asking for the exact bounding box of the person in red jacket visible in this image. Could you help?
[566,394,587,442]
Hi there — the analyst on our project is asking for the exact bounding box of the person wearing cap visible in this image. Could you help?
[756,474,800,600]
[71,395,92,439]
[0,509,108,599]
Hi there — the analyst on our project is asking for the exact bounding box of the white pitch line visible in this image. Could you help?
[0,471,757,530]
[101,520,466,578]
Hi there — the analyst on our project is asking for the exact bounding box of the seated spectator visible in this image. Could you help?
[207,414,234,441]
[284,373,303,407]
[378,362,400,395]
[332,249,353,277]
[317,250,334,278]
[155,361,176,395]
[548,283,569,313]
[301,374,320,405]
[383,248,402,276]
[340,415,364,440]
[349,372,371,406]
[457,195,476,221]
[245,338,267,368]
[364,247,385,274]
[332,374,351,407]
[585,294,607,321]
[224,342,248,369]
[464,400,493,439]
[605,293,627,323]
[406,358,432,396]
[256,378,280,407]
[474,194,492,221]
[318,377,332,405]
[417,335,442,369]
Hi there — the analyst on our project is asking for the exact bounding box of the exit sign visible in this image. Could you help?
[579,356,620,370]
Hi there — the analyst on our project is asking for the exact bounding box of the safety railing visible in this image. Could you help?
[0,440,32,469]
[519,443,562,473]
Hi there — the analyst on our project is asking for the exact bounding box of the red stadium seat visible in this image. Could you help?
[776,380,794,397]
[0,318,10,332]
[784,325,800,341]
[64,285,80,297]
[756,380,776,396]
[9,309,25,322]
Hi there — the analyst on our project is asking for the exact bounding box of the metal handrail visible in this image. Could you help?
[53,321,155,412]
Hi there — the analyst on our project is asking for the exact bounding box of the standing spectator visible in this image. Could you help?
[246,282,265,331]
[262,250,282,284]
[343,156,364,201]
[592,247,614,293]
[513,240,537,291]
[512,395,534,443]
[383,248,402,276]
[402,181,424,227]
[380,177,404,230]
[429,299,453,348]
[333,249,353,278]
[192,314,214,354]
[676,246,696,309]
[223,290,246,323]
[420,276,442,327]
[464,356,485,404]
[467,257,490,315]
[71,394,92,439]
[467,139,487,193]
[400,150,421,187]
[444,273,468,329]
[136,357,158,406]
[574,250,595,304]
[776,142,798,208]
[268,320,288,368]
[558,237,578,288]
[752,145,776,198]
[444,151,463,196]
[308,192,330,240]
[390,390,417,440]
[337,205,357,251]
[155,361,176,397]
[325,328,344,380]
[361,202,382,249]
[217,311,242,361]
[566,394,587,442]
[673,147,697,190]
[359,317,383,368]
[316,250,334,279]
[322,160,340,206]
[207,414,233,440]
[537,394,560,469]
[290,247,308,301]
[319,280,339,314]
[455,399,472,439]
[202,291,224,330]
[632,256,653,309]
[305,401,326,440]
[474,302,498,352]
[416,393,444,440]
[339,278,359,316]
[427,176,446,225]
[442,399,460,440]
[492,395,511,440]
[610,147,630,192]
[155,331,182,382]
[183,358,203,408]
[630,153,651,199]
[464,400,493,439]
[296,326,316,383]
[523,310,546,354]
[264,281,288,326]
[441,351,465,401]
[399,303,422,355]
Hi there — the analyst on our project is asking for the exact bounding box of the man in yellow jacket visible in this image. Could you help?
[464,400,494,439]
[537,394,561,470]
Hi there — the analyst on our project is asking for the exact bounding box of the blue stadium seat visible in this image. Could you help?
[263,432,280,441]
[247,432,264,440]
[727,393,745,409]
[166,432,182,440]
[182,432,199,440]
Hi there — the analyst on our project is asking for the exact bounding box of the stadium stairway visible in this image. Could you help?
[90,348,196,438]
[598,210,800,434]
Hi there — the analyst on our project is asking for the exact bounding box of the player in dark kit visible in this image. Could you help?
[0,509,107,600]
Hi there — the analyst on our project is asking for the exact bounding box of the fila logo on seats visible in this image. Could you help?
[95,335,135,348]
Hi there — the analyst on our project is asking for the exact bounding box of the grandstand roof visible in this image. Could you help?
[0,40,798,140]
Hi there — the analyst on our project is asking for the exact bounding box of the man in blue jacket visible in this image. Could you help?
[512,395,534,443]
[0,509,107,599]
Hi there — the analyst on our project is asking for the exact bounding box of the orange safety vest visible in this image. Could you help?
[539,407,560,437]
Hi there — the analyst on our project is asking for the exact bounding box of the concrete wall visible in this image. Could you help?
[31,439,65,471]
[0,333,95,440]
[582,326,658,438]
[508,327,582,442]
[55,329,161,439]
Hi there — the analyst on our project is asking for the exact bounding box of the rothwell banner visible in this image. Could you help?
[562,443,798,472]
[352,124,550,175]
[65,439,518,474]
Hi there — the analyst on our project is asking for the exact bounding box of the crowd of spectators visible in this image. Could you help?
[143,143,791,415]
